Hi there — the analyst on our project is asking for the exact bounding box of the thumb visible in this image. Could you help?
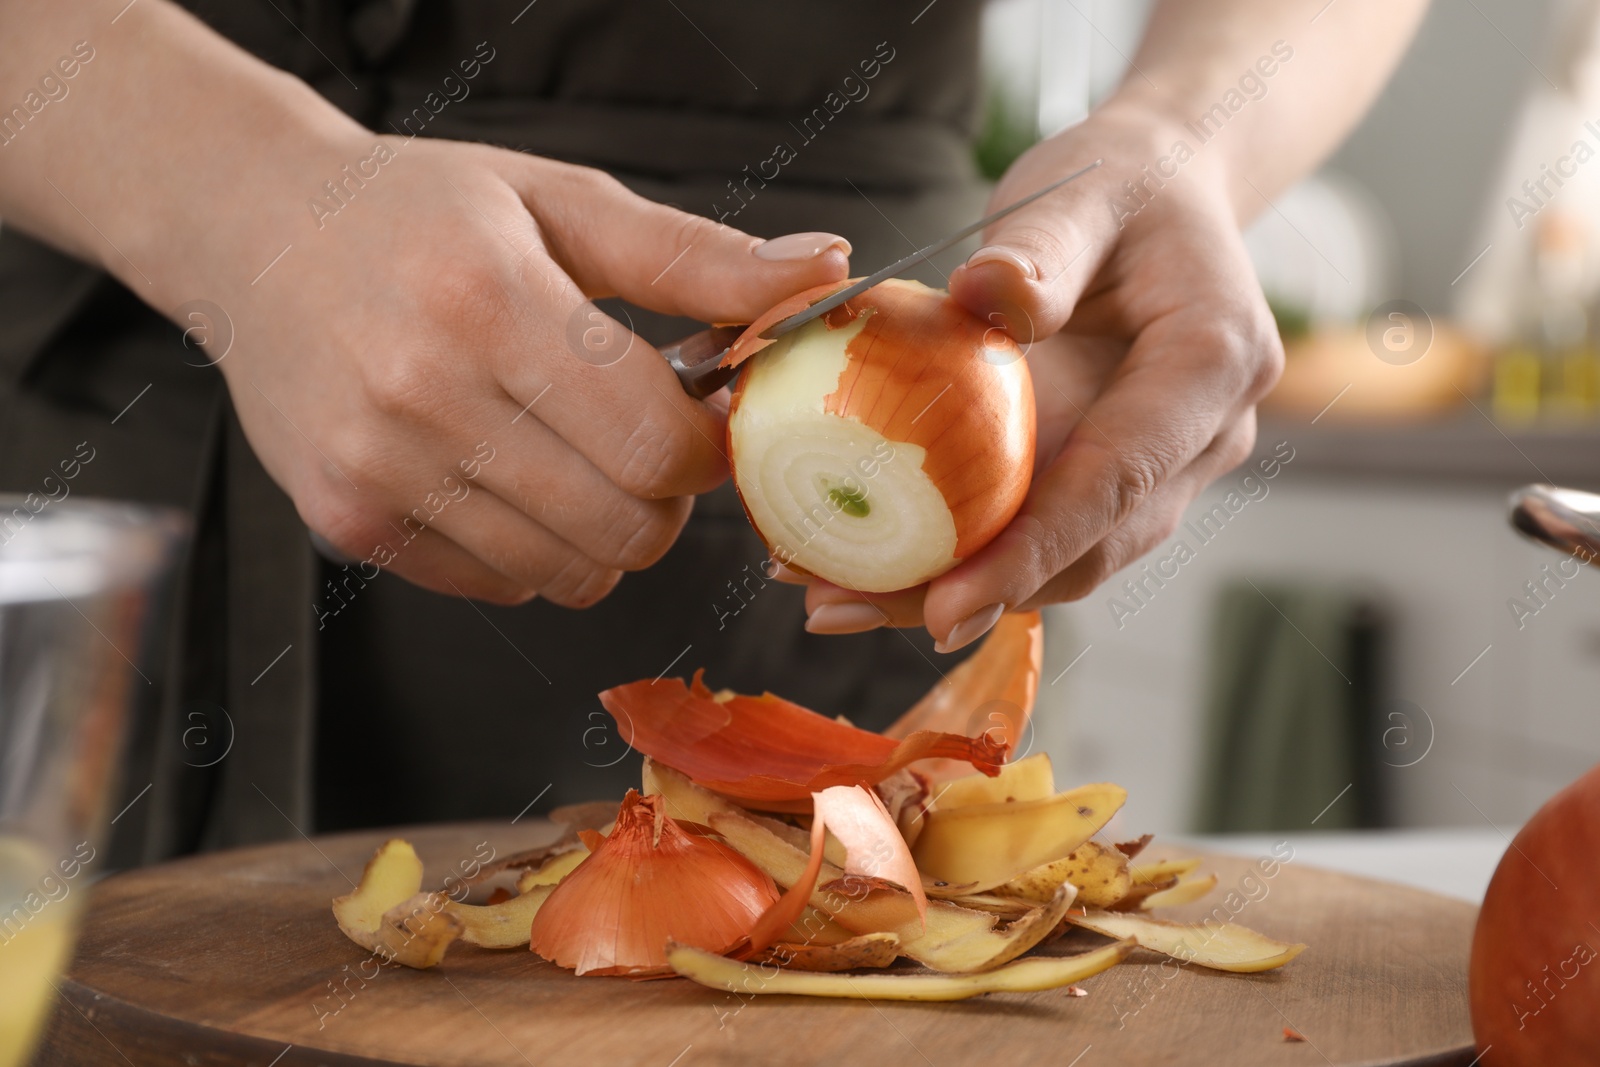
[507,155,850,323]
[947,152,1116,343]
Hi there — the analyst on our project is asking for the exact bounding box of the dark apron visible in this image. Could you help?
[0,0,990,865]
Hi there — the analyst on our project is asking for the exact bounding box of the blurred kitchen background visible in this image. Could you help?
[985,0,1600,836]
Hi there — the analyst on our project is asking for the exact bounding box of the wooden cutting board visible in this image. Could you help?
[40,821,1480,1067]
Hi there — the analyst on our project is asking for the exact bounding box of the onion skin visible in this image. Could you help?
[600,669,1008,808]
[813,785,928,923]
[720,279,857,371]
[817,279,1033,559]
[885,610,1042,784]
[528,790,779,976]
[726,278,1035,591]
[1469,763,1600,1064]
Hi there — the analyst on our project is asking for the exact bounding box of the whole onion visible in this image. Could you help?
[1469,762,1600,1064]
[725,278,1035,593]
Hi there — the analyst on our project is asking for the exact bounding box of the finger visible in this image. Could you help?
[423,486,624,609]
[502,155,851,324]
[921,309,1267,643]
[1018,412,1259,609]
[439,246,730,501]
[295,468,538,606]
[476,398,693,572]
[767,562,808,585]
[417,166,732,500]
[367,526,540,606]
[945,149,1123,342]
[802,581,927,634]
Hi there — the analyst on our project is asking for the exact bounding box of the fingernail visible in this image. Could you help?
[964,245,1038,281]
[754,232,852,262]
[934,603,1005,654]
[805,602,886,635]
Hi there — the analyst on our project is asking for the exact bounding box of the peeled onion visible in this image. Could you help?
[528,790,779,975]
[1469,762,1600,1063]
[726,278,1035,593]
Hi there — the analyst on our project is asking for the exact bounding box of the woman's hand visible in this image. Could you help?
[0,1,853,608]
[180,136,851,606]
[799,105,1283,649]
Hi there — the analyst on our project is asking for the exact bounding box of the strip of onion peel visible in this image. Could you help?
[886,610,1042,784]
[813,785,928,924]
[720,279,862,370]
[743,816,827,954]
[599,670,1007,807]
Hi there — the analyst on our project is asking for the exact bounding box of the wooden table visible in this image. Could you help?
[41,821,1480,1066]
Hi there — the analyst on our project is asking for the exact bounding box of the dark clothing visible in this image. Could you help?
[0,0,989,865]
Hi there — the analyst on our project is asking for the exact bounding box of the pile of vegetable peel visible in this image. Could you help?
[332,611,1306,1001]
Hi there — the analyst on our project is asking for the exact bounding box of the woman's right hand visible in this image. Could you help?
[0,1,850,607]
[174,136,851,605]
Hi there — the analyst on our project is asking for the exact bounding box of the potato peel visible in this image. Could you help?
[711,809,1076,974]
[1112,857,1204,910]
[444,885,556,949]
[375,892,464,969]
[932,754,1056,810]
[912,782,1127,891]
[999,839,1133,908]
[333,839,423,934]
[514,849,588,893]
[1069,910,1306,973]
[1129,856,1205,886]
[667,938,1134,1000]
[1140,872,1219,911]
[752,933,902,972]
[332,841,463,968]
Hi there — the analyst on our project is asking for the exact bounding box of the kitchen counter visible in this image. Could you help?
[1254,412,1600,489]
[1181,827,1508,903]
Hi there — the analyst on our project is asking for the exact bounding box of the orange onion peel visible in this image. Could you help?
[527,790,781,976]
[726,277,1035,592]
[812,785,928,924]
[719,279,856,370]
[742,816,828,954]
[886,610,1042,786]
[600,671,1007,808]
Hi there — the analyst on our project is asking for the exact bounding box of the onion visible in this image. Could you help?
[1469,762,1600,1063]
[528,790,780,976]
[726,278,1035,593]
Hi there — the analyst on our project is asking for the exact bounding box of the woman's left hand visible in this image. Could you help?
[796,103,1285,652]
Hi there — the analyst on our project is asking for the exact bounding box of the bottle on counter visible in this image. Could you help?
[1495,211,1597,423]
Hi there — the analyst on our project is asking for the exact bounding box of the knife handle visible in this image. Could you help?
[659,325,747,399]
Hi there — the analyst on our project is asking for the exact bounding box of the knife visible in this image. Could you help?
[659,158,1103,399]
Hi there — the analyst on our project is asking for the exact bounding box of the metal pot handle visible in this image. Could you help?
[1509,484,1600,559]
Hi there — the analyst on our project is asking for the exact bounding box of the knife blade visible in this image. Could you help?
[658,158,1103,399]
